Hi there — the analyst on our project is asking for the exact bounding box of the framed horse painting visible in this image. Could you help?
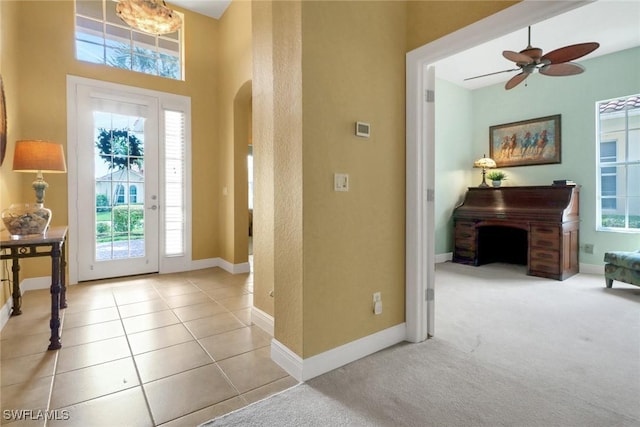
[489,115,561,167]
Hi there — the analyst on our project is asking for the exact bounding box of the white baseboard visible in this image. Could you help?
[435,252,453,263]
[0,277,53,332]
[580,263,603,275]
[437,255,603,276]
[0,296,13,332]
[20,277,51,292]
[271,339,304,381]
[191,257,250,275]
[217,258,251,274]
[252,306,274,336]
[271,322,407,382]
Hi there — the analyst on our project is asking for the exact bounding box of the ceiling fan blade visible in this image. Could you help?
[505,72,530,90]
[464,68,521,81]
[503,50,533,64]
[540,62,585,76]
[541,42,600,64]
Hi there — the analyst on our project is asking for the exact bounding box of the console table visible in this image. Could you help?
[452,186,580,281]
[0,226,68,350]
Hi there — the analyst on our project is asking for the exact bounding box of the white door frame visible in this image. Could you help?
[404,0,590,342]
[67,75,193,285]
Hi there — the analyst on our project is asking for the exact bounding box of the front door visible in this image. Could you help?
[75,85,160,281]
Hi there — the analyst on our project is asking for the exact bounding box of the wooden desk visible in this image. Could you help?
[1,226,68,350]
[452,186,580,281]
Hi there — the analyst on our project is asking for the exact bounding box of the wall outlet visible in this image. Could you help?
[373,292,382,315]
[583,243,594,254]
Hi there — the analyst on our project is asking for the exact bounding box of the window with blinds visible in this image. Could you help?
[164,110,186,256]
[75,0,183,80]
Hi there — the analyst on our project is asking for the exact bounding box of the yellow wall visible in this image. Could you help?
[253,0,520,358]
[217,0,252,265]
[271,0,305,356]
[0,1,221,289]
[406,1,518,52]
[2,0,519,358]
[301,0,407,357]
[0,0,22,305]
[251,0,276,319]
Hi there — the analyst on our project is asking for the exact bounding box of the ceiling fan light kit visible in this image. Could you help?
[466,26,599,90]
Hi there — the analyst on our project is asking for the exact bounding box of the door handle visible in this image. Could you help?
[148,205,158,210]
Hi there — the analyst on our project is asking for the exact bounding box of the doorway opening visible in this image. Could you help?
[405,1,587,342]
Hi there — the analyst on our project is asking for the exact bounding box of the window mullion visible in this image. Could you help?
[75,0,182,80]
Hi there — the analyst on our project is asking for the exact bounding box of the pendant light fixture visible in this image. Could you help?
[116,0,182,35]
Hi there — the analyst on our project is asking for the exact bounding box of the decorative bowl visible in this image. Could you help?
[1,203,51,237]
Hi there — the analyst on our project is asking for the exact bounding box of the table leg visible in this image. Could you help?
[60,238,67,309]
[10,250,22,316]
[48,242,62,350]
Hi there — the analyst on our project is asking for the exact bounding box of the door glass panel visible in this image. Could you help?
[93,111,146,261]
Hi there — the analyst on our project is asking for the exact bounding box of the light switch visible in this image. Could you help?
[334,173,349,192]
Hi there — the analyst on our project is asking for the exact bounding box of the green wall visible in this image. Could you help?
[434,78,473,256]
[435,47,640,265]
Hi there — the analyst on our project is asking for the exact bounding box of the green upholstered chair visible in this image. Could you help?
[604,250,640,288]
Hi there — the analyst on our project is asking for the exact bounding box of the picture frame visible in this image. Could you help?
[489,114,561,167]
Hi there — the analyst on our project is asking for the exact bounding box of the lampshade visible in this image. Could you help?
[13,140,67,173]
[116,0,182,35]
[473,156,496,169]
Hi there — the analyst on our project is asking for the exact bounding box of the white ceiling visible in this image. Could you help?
[170,0,640,91]
[171,0,231,20]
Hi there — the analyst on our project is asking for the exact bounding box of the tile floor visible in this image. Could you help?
[0,267,298,426]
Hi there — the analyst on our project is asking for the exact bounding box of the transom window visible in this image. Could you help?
[75,0,183,80]
[596,94,640,232]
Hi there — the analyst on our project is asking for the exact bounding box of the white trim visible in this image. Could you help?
[190,257,250,275]
[405,47,430,343]
[580,263,604,275]
[405,0,593,342]
[271,339,304,381]
[190,258,220,271]
[19,277,50,292]
[0,296,13,331]
[217,258,251,274]
[272,323,406,382]
[1,278,52,331]
[66,75,193,284]
[251,306,274,336]
[435,252,453,264]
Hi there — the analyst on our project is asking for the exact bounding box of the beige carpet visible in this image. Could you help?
[203,262,640,426]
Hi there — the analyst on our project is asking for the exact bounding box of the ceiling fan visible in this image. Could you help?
[465,26,600,90]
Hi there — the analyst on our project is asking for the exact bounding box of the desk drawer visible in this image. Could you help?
[530,259,560,274]
[455,221,475,235]
[455,249,476,259]
[531,248,559,263]
[531,226,560,250]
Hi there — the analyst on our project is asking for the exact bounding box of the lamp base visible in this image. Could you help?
[478,169,490,188]
[1,203,51,237]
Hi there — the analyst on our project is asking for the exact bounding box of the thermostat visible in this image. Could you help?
[355,121,370,138]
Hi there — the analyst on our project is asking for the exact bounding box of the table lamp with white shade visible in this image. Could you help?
[473,154,497,188]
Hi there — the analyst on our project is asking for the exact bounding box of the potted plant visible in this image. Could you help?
[486,170,507,187]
